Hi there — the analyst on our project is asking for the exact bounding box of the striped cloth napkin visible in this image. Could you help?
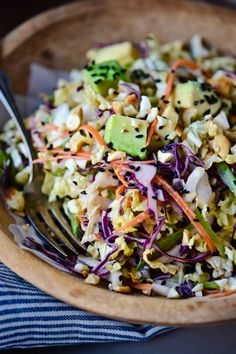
[0,262,172,349]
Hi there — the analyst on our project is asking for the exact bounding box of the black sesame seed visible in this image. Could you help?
[125,171,132,177]
[107,208,112,213]
[129,165,136,170]
[41,121,45,126]
[204,94,218,105]
[203,109,211,116]
[152,195,158,200]
[128,182,135,187]
[112,175,118,180]
[98,167,105,172]
[47,144,53,151]
[135,127,139,132]
[63,147,70,152]
[94,79,102,84]
[200,99,205,104]
[155,78,161,83]
[135,166,141,171]
[194,100,199,106]
[136,134,144,138]
[107,142,113,149]
[73,181,78,185]
[140,147,146,152]
[163,99,169,104]
[177,100,181,104]
[175,107,180,114]
[81,191,87,195]
[159,126,164,130]
[164,135,169,141]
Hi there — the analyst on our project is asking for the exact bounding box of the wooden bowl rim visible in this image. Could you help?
[1,0,236,326]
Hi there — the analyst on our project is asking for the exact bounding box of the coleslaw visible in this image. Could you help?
[1,34,236,298]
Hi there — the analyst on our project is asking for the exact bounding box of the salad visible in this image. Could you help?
[1,34,236,298]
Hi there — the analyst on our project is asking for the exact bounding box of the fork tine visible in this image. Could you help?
[49,202,86,251]
[38,207,78,255]
[25,208,68,257]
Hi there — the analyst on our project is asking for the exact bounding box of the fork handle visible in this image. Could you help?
[0,71,36,181]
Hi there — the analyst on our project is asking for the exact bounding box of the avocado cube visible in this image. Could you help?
[86,41,137,67]
[104,114,148,159]
[174,81,221,117]
[84,60,127,96]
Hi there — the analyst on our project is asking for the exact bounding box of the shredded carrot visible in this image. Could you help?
[113,211,149,233]
[112,163,135,188]
[160,59,199,114]
[114,168,129,188]
[110,161,134,172]
[130,282,152,291]
[146,118,158,146]
[78,124,106,146]
[38,147,73,155]
[206,290,235,298]
[111,159,157,166]
[116,185,126,199]
[126,198,132,207]
[79,217,88,223]
[95,233,102,241]
[33,152,91,164]
[154,175,216,253]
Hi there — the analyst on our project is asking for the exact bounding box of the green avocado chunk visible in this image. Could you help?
[104,114,148,159]
[84,60,127,96]
[174,81,221,117]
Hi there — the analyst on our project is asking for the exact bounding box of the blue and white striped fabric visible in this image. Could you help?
[0,263,172,349]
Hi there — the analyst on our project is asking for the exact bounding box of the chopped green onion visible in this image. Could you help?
[195,208,225,256]
[204,281,220,290]
[216,161,236,198]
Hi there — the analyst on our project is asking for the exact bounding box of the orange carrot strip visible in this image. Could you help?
[111,163,134,173]
[114,168,129,188]
[78,124,106,146]
[113,211,149,233]
[33,153,91,164]
[130,283,152,291]
[38,147,73,156]
[154,175,216,253]
[111,159,157,166]
[160,59,199,114]
[206,290,235,298]
[116,185,126,199]
[146,119,158,146]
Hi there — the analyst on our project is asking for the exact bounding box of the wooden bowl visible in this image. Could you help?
[0,0,236,326]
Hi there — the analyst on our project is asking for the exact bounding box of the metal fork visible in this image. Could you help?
[0,71,84,257]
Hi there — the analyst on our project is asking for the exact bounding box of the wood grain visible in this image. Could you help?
[0,0,236,325]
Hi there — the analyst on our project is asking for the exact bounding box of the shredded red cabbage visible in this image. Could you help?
[143,217,165,252]
[118,81,141,101]
[153,243,210,264]
[176,280,195,298]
